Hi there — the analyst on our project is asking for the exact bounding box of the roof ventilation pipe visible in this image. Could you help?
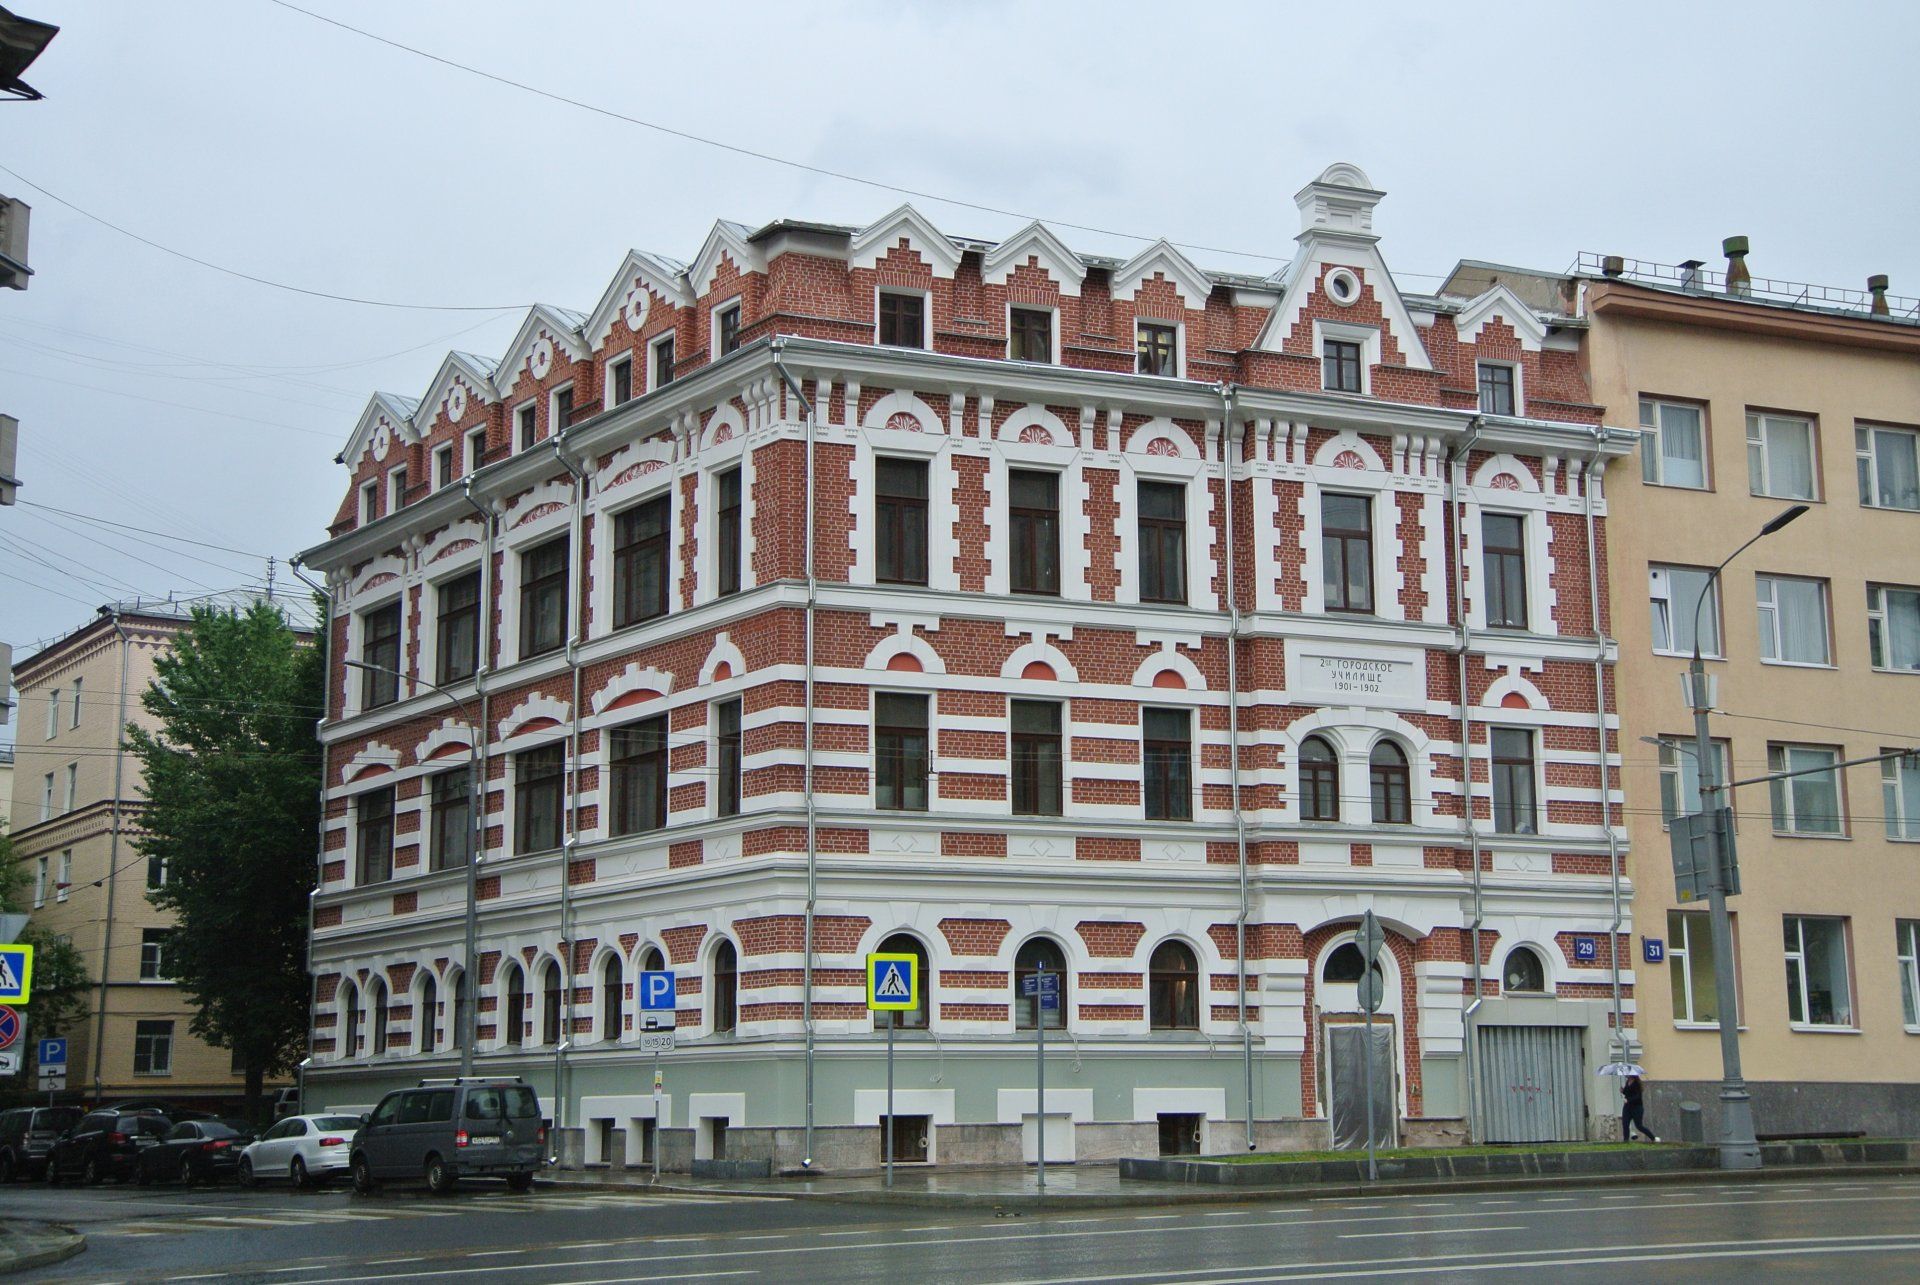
[1722,237,1752,296]
[1678,259,1705,291]
[1869,274,1891,316]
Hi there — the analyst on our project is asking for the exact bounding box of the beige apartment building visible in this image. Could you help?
[6,603,250,1107]
[1553,249,1919,1138]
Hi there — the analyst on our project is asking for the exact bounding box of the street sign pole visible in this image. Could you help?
[1362,1003,1376,1182]
[1355,910,1384,1182]
[1036,965,1046,1191]
[652,1052,662,1180]
[885,1009,896,1190]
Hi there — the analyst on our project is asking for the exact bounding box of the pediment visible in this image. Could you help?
[1109,239,1212,306]
[1452,283,1548,352]
[584,248,694,347]
[416,351,500,429]
[849,203,963,276]
[495,304,589,394]
[339,392,420,467]
[688,220,765,297]
[983,221,1085,295]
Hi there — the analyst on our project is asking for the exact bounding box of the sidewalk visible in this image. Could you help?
[0,1221,84,1276]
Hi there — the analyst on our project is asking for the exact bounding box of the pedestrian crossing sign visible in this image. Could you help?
[866,953,919,1012]
[0,945,31,1005]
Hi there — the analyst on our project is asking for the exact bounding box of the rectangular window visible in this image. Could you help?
[360,480,377,525]
[612,495,671,628]
[147,854,168,889]
[63,763,76,812]
[1482,512,1529,629]
[1756,574,1830,665]
[71,677,81,728]
[1898,919,1920,1028]
[1142,707,1192,822]
[714,468,743,597]
[516,403,537,451]
[1784,915,1853,1027]
[55,850,69,902]
[1138,480,1187,605]
[715,698,743,819]
[1011,700,1064,817]
[33,857,45,908]
[466,426,487,474]
[608,718,668,837]
[1322,339,1362,393]
[609,355,633,407]
[434,444,454,491]
[1649,564,1721,657]
[1657,737,1731,826]
[1868,583,1920,672]
[1011,307,1052,363]
[1858,423,1920,511]
[875,457,929,586]
[430,767,472,871]
[514,744,565,854]
[874,693,929,812]
[435,572,481,685]
[1009,469,1060,596]
[651,334,675,389]
[46,687,58,739]
[359,602,402,708]
[1321,493,1374,614]
[552,385,575,433]
[1490,728,1537,835]
[1666,910,1725,1025]
[716,303,741,356]
[1136,322,1177,377]
[391,466,409,510]
[877,292,925,349]
[1885,751,1920,842]
[518,536,569,658]
[1477,363,1516,416]
[1747,412,1817,500]
[1638,398,1708,489]
[1768,742,1844,836]
[356,786,395,886]
[140,928,169,981]
[40,772,52,822]
[133,1021,174,1076]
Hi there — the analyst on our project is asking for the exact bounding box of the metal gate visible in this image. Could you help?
[1475,1025,1586,1142]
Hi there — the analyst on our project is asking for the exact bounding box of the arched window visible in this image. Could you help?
[712,940,738,1034]
[1014,937,1067,1031]
[418,972,438,1054]
[369,978,389,1056]
[877,933,931,1029]
[503,964,526,1048]
[640,945,665,974]
[1301,736,1339,821]
[540,960,563,1046]
[1502,946,1547,994]
[1369,741,1411,825]
[1148,940,1200,1030]
[340,981,360,1059]
[601,954,625,1042]
[1322,942,1385,987]
[448,968,469,1053]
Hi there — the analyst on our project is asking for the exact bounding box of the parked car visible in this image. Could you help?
[45,1110,173,1185]
[240,1114,360,1188]
[0,1106,82,1183]
[135,1120,254,1186]
[351,1079,545,1195]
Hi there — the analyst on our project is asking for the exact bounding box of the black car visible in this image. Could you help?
[45,1109,172,1185]
[0,1107,82,1182]
[136,1120,254,1186]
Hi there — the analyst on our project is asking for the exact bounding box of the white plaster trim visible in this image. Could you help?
[983,221,1086,295]
[496,693,572,741]
[591,662,676,716]
[1454,284,1548,353]
[850,204,963,276]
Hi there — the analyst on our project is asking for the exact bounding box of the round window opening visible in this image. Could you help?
[1502,947,1546,993]
[1325,268,1361,306]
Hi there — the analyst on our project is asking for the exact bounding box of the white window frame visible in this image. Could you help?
[648,331,676,392]
[1898,919,1920,1030]
[711,297,744,358]
[1746,411,1818,501]
[548,381,576,438]
[1488,725,1540,836]
[605,352,635,410]
[1783,915,1855,1030]
[70,677,82,728]
[1638,397,1710,490]
[1657,736,1731,829]
[387,465,408,512]
[40,772,53,822]
[1476,360,1522,416]
[56,849,70,902]
[1857,422,1920,512]
[514,400,538,452]
[1666,909,1735,1027]
[359,479,378,525]
[1755,573,1832,667]
[465,425,487,475]
[1649,564,1721,658]
[433,442,454,491]
[874,286,932,350]
[1314,321,1377,395]
[1885,751,1920,843]
[33,857,46,908]
[134,1020,174,1076]
[140,928,169,982]
[63,762,76,813]
[45,686,58,740]
[1134,318,1185,379]
[1767,742,1845,837]
[1868,583,1920,673]
[1007,302,1061,365]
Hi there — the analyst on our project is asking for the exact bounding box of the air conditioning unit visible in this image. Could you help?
[0,196,30,289]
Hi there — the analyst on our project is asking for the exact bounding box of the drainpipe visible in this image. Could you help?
[288,557,334,1114]
[1217,385,1254,1150]
[1447,422,1485,1142]
[1579,429,1627,1057]
[770,340,820,1167]
[90,606,132,1103]
[551,435,591,1138]
[459,478,496,1076]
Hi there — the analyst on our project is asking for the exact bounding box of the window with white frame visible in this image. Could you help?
[1783,915,1853,1027]
[133,1020,173,1075]
[515,402,537,451]
[45,687,58,740]
[1898,919,1920,1028]
[63,762,76,812]
[1657,736,1731,827]
[608,353,634,408]
[1666,910,1728,1025]
[1650,564,1721,657]
[1638,397,1708,489]
[140,928,170,981]
[715,301,742,356]
[1136,321,1179,378]
[465,426,487,474]
[1747,412,1817,500]
[33,857,46,908]
[1481,512,1529,630]
[55,850,69,902]
[388,466,408,512]
[359,480,378,525]
[650,333,676,390]
[1755,574,1830,665]
[434,443,454,491]
[1884,750,1920,842]
[1868,583,1920,672]
[550,384,575,434]
[1768,743,1844,836]
[1010,306,1053,363]
[1477,362,1517,416]
[1490,728,1538,835]
[877,290,927,349]
[70,677,81,728]
[1857,423,1920,511]
[1322,338,1363,393]
[40,772,52,821]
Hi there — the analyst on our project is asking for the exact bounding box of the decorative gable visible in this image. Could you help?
[1452,284,1548,352]
[495,304,589,393]
[417,351,500,429]
[584,249,694,347]
[1109,239,1212,306]
[850,204,963,276]
[688,220,765,297]
[983,221,1086,295]
[339,392,420,468]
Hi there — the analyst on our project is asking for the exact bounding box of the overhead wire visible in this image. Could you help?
[14,501,275,562]
[0,364,341,440]
[22,506,263,582]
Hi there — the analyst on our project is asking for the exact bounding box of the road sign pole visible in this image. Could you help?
[1036,966,1046,1190]
[652,1052,662,1180]
[885,1009,896,1190]
[1362,1006,1376,1181]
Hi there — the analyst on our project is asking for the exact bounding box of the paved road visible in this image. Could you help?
[11,1173,1920,1282]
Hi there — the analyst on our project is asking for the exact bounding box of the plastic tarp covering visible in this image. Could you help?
[1327,1023,1397,1151]
[1476,1025,1587,1142]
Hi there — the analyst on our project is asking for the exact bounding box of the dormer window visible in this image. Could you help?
[651,334,676,389]
[1136,322,1177,377]
[551,384,575,433]
[516,403,537,451]
[1478,363,1516,416]
[1323,340,1363,393]
[465,426,487,474]
[609,354,633,407]
[434,444,454,490]
[878,290,927,349]
[1010,307,1052,363]
[359,480,378,525]
[717,303,742,356]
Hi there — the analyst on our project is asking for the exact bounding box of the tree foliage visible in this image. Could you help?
[125,602,321,1117]
[0,831,92,1099]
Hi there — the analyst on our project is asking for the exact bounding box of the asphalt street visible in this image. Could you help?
[9,1173,1920,1283]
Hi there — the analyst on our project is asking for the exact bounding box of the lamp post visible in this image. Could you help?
[1686,503,1807,1169]
[345,660,483,1078]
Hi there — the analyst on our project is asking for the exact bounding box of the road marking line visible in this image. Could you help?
[1341,1225,1526,1239]
[468,1251,527,1258]
[1132,1214,1180,1220]
[735,1234,787,1241]
[819,1230,879,1237]
[368,1259,422,1266]
[907,1225,952,1232]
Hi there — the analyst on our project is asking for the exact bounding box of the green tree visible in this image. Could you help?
[0,831,92,1104]
[125,602,321,1120]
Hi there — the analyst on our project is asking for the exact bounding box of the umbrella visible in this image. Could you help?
[1597,1062,1646,1077]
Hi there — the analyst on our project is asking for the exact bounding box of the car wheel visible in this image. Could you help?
[351,1155,377,1195]
[45,1155,62,1185]
[290,1156,310,1190]
[83,1156,103,1186]
[0,1154,14,1185]
[179,1154,197,1187]
[238,1157,255,1188]
[506,1173,534,1193]
[424,1154,456,1196]
[136,1163,151,1187]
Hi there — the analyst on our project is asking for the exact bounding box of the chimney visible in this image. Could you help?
[1678,259,1705,291]
[1602,254,1624,278]
[1722,236,1751,296]
[1868,274,1891,316]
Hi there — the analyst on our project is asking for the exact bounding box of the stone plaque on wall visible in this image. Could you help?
[1285,639,1423,705]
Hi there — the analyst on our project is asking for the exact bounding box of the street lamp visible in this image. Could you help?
[344,660,483,1078]
[1686,503,1807,1169]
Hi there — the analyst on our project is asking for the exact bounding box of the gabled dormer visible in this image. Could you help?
[1452,283,1549,353]
[417,350,501,430]
[850,204,963,278]
[584,249,694,349]
[982,220,1085,296]
[688,220,764,298]
[339,391,420,471]
[1109,238,1211,308]
[493,304,590,397]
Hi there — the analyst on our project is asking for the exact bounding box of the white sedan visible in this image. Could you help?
[239,1114,361,1188]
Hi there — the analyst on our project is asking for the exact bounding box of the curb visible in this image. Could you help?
[0,1222,85,1276]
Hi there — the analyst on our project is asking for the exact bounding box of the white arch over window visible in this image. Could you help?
[421,518,486,568]
[596,439,676,494]
[496,693,572,742]
[861,389,948,435]
[1130,647,1206,692]
[699,633,747,686]
[590,662,676,716]
[864,630,947,675]
[1470,452,1542,494]
[995,404,1072,447]
[416,718,477,764]
[1481,666,1548,712]
[701,402,747,453]
[349,553,408,601]
[1001,637,1079,683]
[341,742,402,783]
[1311,429,1387,472]
[503,478,574,531]
[1122,417,1200,461]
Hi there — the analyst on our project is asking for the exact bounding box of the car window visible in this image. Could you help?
[424,1091,455,1124]
[285,1119,309,1137]
[367,1095,403,1128]
[396,1092,433,1126]
[502,1087,541,1120]
[203,1122,242,1139]
[77,1114,109,1133]
[136,1117,173,1138]
[463,1089,502,1120]
[36,1109,80,1131]
[167,1123,195,1141]
[313,1116,358,1131]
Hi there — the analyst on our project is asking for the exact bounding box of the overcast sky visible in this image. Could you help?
[5,0,1918,724]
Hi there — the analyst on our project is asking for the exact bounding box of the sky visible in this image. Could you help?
[4,0,1918,730]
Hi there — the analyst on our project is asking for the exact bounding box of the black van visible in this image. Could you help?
[0,1106,82,1182]
[351,1078,545,1195]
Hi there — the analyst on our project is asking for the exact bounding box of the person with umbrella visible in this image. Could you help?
[1601,1062,1658,1142]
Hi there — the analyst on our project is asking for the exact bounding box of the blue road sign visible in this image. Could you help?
[1642,938,1666,965]
[1020,973,1061,1010]
[37,1037,66,1067]
[639,970,677,1012]
[0,944,31,1004]
[867,954,919,1011]
[1573,936,1599,962]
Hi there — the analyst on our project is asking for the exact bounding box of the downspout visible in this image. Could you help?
[90,606,132,1102]
[552,435,591,1138]
[460,478,496,1075]
[288,557,333,1115]
[770,340,819,1167]
[1447,422,1485,1142]
[1218,385,1254,1150]
[1579,429,1626,1057]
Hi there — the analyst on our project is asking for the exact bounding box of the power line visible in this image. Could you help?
[15,501,274,561]
[0,531,153,602]
[0,566,104,609]
[0,364,341,441]
[22,507,262,581]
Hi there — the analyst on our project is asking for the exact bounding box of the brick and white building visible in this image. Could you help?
[298,164,1637,1168]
